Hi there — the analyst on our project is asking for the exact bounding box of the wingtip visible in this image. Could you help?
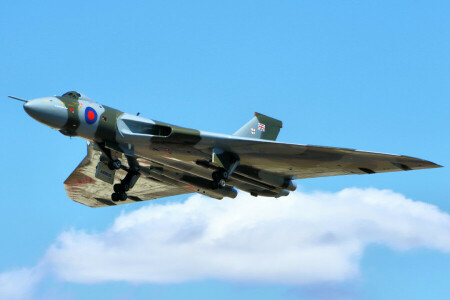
[423,159,443,168]
[397,156,443,171]
[421,160,443,170]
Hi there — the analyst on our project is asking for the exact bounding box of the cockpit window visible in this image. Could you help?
[61,91,96,103]
[62,91,81,99]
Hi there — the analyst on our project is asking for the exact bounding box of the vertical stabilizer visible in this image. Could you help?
[233,112,282,141]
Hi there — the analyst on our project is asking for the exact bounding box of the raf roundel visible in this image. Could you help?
[85,107,98,124]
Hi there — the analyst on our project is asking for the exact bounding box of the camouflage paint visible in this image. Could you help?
[95,105,123,143]
[57,92,123,145]
[22,91,442,207]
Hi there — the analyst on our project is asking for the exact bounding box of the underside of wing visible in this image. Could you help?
[64,143,190,207]
[199,137,442,180]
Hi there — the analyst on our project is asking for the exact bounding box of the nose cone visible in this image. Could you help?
[24,98,68,129]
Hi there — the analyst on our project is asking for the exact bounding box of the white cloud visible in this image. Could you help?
[2,187,450,299]
[42,188,450,285]
[0,266,44,300]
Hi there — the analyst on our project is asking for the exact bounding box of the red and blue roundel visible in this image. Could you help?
[85,107,98,124]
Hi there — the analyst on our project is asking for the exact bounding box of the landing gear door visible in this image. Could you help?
[95,162,115,184]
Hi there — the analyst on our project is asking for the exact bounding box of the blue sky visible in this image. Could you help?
[1,1,449,299]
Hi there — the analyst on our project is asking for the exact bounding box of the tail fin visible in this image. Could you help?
[233,112,282,141]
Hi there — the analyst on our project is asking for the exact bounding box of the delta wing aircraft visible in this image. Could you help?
[10,91,441,207]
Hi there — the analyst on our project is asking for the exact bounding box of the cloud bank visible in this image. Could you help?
[0,267,44,300]
[2,188,450,298]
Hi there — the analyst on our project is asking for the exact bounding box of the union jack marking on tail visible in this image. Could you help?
[258,123,265,132]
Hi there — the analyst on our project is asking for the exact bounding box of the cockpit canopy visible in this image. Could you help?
[61,91,96,103]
